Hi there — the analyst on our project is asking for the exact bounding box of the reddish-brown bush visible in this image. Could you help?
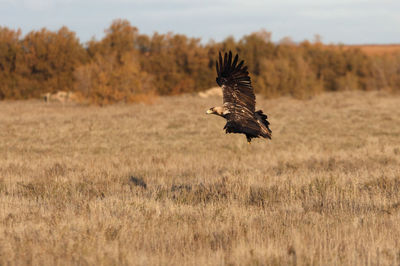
[0,20,399,104]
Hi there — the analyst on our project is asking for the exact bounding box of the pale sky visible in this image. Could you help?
[1,0,400,44]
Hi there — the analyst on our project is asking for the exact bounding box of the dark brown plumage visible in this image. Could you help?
[206,51,272,143]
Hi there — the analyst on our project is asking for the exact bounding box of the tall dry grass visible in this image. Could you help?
[0,91,400,265]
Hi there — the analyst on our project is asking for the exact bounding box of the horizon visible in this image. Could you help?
[3,23,400,46]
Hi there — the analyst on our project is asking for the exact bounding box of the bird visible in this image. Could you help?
[206,51,272,144]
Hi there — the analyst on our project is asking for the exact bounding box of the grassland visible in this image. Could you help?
[1,91,400,265]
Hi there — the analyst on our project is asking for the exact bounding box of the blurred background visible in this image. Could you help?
[1,0,399,104]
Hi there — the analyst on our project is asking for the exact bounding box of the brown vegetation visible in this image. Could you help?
[343,44,400,55]
[1,91,400,264]
[1,20,400,104]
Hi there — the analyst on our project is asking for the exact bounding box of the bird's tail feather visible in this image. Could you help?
[255,110,272,139]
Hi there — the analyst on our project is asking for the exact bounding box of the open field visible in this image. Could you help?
[1,91,400,265]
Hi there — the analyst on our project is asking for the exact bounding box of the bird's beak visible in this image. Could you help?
[206,109,213,114]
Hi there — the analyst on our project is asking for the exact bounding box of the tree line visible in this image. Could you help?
[1,19,399,104]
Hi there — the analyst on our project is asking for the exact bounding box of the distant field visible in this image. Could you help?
[343,44,400,55]
[1,91,400,265]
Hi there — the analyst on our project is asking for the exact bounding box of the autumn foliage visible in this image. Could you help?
[1,19,400,104]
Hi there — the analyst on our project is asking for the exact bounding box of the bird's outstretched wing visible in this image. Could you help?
[216,51,255,115]
[216,51,257,129]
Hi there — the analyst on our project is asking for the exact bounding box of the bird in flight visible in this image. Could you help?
[206,51,272,144]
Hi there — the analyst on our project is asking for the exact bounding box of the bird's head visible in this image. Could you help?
[206,106,224,116]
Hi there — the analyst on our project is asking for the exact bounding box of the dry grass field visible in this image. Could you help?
[1,91,400,265]
[343,44,400,55]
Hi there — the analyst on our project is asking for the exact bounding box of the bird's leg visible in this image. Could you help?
[246,135,251,144]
